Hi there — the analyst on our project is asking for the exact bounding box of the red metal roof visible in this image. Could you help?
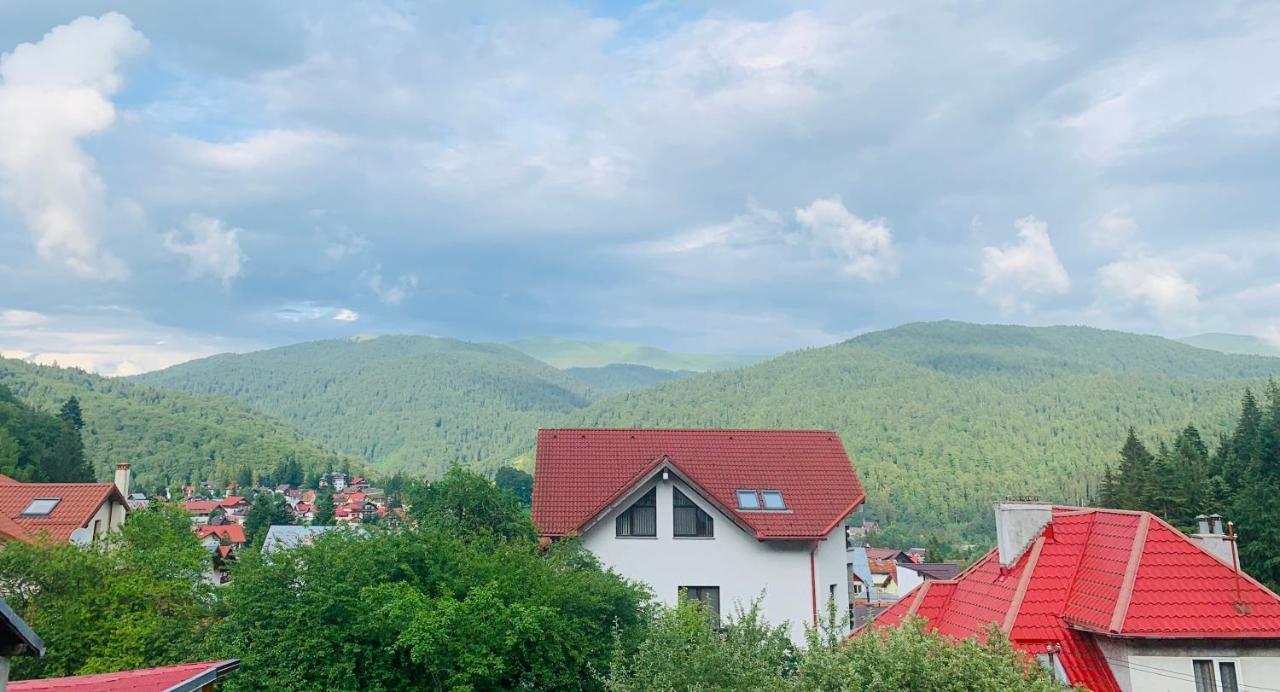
[531,429,864,540]
[0,475,124,543]
[9,659,240,691]
[871,506,1280,692]
[196,523,246,545]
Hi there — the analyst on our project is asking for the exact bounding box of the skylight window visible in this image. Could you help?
[21,498,60,516]
[735,490,760,510]
[761,490,786,510]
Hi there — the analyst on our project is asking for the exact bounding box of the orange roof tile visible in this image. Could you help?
[0,476,124,543]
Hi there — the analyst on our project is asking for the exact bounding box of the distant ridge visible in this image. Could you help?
[1178,333,1280,358]
[507,336,767,371]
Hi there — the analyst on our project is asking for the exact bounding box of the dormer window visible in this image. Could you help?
[761,490,785,510]
[735,490,760,510]
[616,488,657,537]
[21,498,60,516]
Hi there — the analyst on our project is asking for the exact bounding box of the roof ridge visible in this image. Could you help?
[1002,535,1045,634]
[1108,512,1150,633]
[1061,509,1102,616]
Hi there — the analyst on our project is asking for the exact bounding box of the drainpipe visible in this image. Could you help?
[810,541,819,627]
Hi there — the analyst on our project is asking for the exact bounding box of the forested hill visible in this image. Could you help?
[562,322,1280,541]
[507,336,766,371]
[0,357,356,493]
[564,364,694,393]
[133,336,598,474]
[1178,333,1280,358]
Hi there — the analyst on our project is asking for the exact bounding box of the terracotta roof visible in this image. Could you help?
[196,523,246,545]
[218,496,246,507]
[0,475,124,542]
[8,659,240,691]
[871,506,1280,692]
[180,500,220,515]
[532,429,864,540]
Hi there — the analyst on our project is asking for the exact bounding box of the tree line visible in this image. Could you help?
[0,385,92,482]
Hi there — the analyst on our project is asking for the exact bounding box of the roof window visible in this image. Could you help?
[735,490,760,510]
[761,490,786,510]
[21,498,60,516]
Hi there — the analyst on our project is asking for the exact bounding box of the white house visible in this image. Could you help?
[531,428,865,644]
[0,463,131,545]
[872,502,1280,691]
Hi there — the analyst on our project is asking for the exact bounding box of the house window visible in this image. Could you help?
[673,488,713,537]
[92,519,102,540]
[616,488,656,537]
[761,490,786,509]
[851,581,864,595]
[679,586,720,623]
[735,490,760,509]
[1193,659,1239,692]
[20,498,60,516]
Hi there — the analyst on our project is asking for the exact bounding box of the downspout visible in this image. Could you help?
[810,541,819,627]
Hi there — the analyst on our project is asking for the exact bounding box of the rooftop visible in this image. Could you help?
[0,475,124,543]
[8,659,240,692]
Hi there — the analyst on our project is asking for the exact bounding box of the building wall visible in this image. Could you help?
[580,474,849,644]
[69,501,121,545]
[896,565,924,596]
[1096,636,1280,692]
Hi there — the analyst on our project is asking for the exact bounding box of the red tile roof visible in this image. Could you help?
[196,523,246,545]
[871,507,1280,692]
[532,429,864,540]
[180,500,220,515]
[9,659,240,691]
[0,475,124,543]
[218,496,246,507]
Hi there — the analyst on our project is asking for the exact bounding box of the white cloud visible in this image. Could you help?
[1097,256,1200,326]
[365,266,418,305]
[793,197,897,281]
[163,214,246,286]
[0,13,146,279]
[273,303,358,323]
[332,308,359,322]
[172,129,337,171]
[0,309,49,328]
[1091,210,1140,251]
[979,216,1072,313]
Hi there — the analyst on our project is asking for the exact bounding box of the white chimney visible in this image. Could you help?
[995,501,1052,567]
[114,462,131,499]
[1191,512,1235,565]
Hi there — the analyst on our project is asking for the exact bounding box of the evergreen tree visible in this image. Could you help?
[313,489,336,525]
[1143,442,1185,520]
[57,396,84,431]
[1109,428,1153,509]
[236,465,254,491]
[494,467,533,508]
[244,494,293,548]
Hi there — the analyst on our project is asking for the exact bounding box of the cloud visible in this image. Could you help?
[365,266,418,305]
[332,308,359,322]
[793,198,897,281]
[0,309,48,327]
[163,214,246,286]
[979,216,1072,313]
[1097,256,1200,326]
[0,12,146,279]
[1091,210,1140,251]
[273,303,359,323]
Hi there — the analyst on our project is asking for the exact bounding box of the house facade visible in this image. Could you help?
[532,429,865,644]
[871,502,1280,691]
[0,463,131,545]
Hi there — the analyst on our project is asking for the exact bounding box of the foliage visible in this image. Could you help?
[243,492,293,547]
[508,336,766,371]
[0,357,358,490]
[405,467,535,543]
[0,384,91,482]
[1101,381,1280,589]
[209,526,649,691]
[565,364,694,393]
[0,503,213,680]
[494,466,533,508]
[313,488,336,525]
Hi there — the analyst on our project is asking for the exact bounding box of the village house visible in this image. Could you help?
[0,463,132,545]
[871,502,1280,691]
[532,428,864,645]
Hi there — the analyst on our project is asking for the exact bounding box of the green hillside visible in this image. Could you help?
[562,322,1280,541]
[565,364,694,393]
[134,336,597,474]
[0,357,355,493]
[1178,333,1280,358]
[508,336,767,371]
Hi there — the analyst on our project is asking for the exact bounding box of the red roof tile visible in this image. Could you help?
[871,506,1280,692]
[180,500,220,515]
[0,475,124,543]
[9,659,240,691]
[532,429,864,540]
[196,523,246,545]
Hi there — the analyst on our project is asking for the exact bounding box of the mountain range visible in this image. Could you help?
[1178,333,1280,358]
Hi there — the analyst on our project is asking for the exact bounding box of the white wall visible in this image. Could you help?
[1096,636,1280,692]
[895,564,924,596]
[581,474,849,645]
[69,500,121,545]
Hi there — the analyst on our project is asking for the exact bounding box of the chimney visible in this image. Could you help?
[995,501,1052,567]
[114,462,131,499]
[1191,512,1234,565]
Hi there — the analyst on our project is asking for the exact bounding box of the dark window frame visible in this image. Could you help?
[679,585,721,624]
[616,487,657,538]
[672,487,714,538]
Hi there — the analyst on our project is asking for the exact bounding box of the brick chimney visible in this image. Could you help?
[1191,513,1235,565]
[995,501,1052,567]
[114,462,131,499]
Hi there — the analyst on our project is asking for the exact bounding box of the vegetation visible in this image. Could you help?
[0,357,357,492]
[566,364,694,393]
[0,384,91,482]
[242,493,293,547]
[0,503,213,680]
[1100,382,1280,590]
[133,336,597,475]
[508,336,766,371]
[495,466,533,507]
[1178,333,1280,358]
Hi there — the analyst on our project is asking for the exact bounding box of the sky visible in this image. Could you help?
[0,1,1278,376]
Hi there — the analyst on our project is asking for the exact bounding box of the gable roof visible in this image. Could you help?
[8,659,240,691]
[196,523,246,545]
[899,562,962,581]
[179,500,220,515]
[872,506,1280,692]
[0,475,124,543]
[532,428,864,540]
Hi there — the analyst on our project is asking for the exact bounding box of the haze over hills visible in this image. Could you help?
[563,364,695,393]
[507,336,768,371]
[1178,333,1280,358]
[0,356,357,493]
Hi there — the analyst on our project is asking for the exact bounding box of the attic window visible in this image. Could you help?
[761,490,786,510]
[21,498,60,516]
[735,490,760,510]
